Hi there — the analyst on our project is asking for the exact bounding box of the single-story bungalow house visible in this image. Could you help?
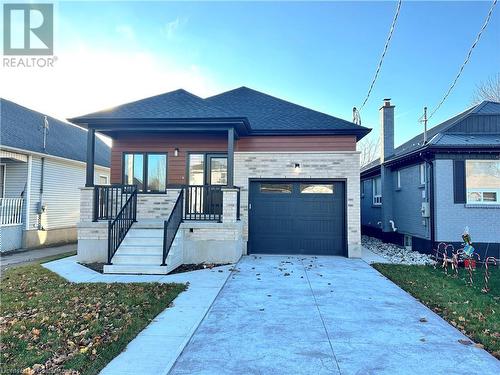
[70,87,371,274]
[361,99,500,259]
[0,98,110,252]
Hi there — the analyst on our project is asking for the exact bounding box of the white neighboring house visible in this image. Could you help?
[0,98,110,252]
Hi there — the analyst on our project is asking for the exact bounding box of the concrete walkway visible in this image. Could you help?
[170,255,499,375]
[42,256,233,375]
[1,243,76,271]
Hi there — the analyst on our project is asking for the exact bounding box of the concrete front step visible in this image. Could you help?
[116,245,164,255]
[103,264,171,275]
[132,221,164,229]
[126,229,164,238]
[112,253,164,265]
[121,237,164,246]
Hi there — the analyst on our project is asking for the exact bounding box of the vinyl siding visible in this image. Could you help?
[3,161,27,197]
[392,164,430,239]
[28,156,109,230]
[360,178,381,227]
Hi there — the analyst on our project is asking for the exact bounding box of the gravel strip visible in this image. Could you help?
[362,235,434,265]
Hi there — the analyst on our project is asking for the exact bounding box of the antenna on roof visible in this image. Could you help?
[352,107,361,125]
[419,107,428,144]
[41,115,50,151]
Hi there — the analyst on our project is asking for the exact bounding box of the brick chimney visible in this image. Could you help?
[380,98,395,163]
[380,99,395,234]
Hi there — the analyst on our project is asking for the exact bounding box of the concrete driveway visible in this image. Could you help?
[170,255,499,375]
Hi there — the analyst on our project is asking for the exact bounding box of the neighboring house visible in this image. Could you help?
[361,99,500,259]
[0,99,110,252]
[70,87,371,274]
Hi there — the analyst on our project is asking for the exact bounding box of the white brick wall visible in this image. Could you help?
[234,151,361,257]
[137,189,181,220]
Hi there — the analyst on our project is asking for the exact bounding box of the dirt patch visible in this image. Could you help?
[170,263,229,274]
[79,262,105,273]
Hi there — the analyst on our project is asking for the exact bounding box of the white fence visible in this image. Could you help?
[0,198,24,226]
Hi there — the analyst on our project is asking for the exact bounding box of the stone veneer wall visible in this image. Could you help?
[234,151,361,258]
[136,189,181,220]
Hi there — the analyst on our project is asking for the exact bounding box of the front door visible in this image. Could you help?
[187,154,227,217]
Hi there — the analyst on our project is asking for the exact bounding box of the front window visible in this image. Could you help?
[466,160,500,204]
[123,153,167,192]
[373,177,382,205]
[396,170,401,189]
[419,164,426,185]
[188,154,205,185]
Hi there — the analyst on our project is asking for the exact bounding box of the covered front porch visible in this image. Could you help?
[77,123,245,274]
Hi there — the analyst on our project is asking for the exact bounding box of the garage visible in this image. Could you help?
[248,180,346,256]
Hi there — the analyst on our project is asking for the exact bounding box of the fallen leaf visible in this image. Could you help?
[458,339,473,346]
[419,318,428,323]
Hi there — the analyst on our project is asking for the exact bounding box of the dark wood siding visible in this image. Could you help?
[111,133,227,185]
[236,135,356,152]
[110,133,357,184]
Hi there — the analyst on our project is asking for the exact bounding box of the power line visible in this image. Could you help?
[358,0,402,112]
[428,0,498,120]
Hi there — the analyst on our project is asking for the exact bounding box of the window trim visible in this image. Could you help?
[419,163,426,185]
[0,163,5,198]
[465,160,500,205]
[122,152,168,193]
[372,176,382,206]
[98,174,109,185]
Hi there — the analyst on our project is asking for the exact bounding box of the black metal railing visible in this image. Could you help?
[94,184,136,221]
[162,189,184,266]
[183,185,223,222]
[107,189,137,264]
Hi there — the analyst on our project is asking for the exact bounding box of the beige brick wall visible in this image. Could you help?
[136,189,181,220]
[234,151,361,257]
[79,187,94,222]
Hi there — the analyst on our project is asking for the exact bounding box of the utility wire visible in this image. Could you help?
[358,0,402,112]
[428,0,498,120]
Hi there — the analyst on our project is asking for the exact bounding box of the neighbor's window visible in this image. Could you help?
[466,160,500,204]
[300,184,334,194]
[419,164,426,185]
[260,183,292,193]
[98,175,109,185]
[396,170,401,189]
[373,177,382,205]
[123,153,167,192]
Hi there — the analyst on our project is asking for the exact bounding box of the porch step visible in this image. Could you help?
[103,264,171,275]
[121,237,164,246]
[126,228,164,238]
[132,220,164,229]
[112,253,163,265]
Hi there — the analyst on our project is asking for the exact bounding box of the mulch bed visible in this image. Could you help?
[169,263,230,274]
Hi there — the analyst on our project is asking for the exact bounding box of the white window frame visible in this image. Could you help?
[98,174,109,185]
[396,170,401,189]
[465,160,500,205]
[419,163,426,185]
[373,177,382,205]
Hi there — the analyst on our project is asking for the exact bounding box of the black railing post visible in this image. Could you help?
[93,187,98,222]
[107,219,112,264]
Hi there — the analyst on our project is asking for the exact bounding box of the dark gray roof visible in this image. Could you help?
[0,98,110,167]
[206,87,371,133]
[72,89,237,120]
[71,87,370,138]
[361,100,500,173]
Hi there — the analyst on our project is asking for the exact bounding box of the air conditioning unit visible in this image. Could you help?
[421,202,430,218]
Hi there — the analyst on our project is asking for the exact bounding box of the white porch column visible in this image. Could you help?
[222,187,239,224]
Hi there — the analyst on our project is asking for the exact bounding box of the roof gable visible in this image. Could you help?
[0,98,110,167]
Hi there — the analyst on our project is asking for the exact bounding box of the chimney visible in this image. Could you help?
[379,98,395,162]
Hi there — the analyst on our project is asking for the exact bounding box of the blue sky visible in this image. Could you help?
[1,1,499,147]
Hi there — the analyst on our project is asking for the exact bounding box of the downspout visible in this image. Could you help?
[25,155,32,231]
[421,153,435,249]
[38,157,45,230]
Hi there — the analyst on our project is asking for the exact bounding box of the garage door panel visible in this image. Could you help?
[249,181,346,256]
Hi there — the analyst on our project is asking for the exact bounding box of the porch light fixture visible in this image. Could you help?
[174,148,179,157]
[294,163,300,169]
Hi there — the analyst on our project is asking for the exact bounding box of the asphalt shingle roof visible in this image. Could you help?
[71,87,370,137]
[361,100,500,173]
[0,98,110,167]
[206,87,370,133]
[74,89,237,120]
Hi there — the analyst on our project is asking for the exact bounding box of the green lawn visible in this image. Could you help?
[0,264,186,374]
[373,263,500,358]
